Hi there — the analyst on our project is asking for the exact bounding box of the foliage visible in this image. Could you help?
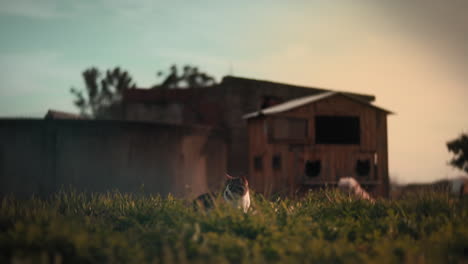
[154,64,217,89]
[1,190,467,264]
[70,64,216,118]
[447,133,468,173]
[70,67,136,117]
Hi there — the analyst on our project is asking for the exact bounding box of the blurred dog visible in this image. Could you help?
[338,177,375,202]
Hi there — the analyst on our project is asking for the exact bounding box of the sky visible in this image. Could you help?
[0,0,467,184]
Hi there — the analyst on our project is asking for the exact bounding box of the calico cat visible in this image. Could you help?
[194,174,250,213]
[337,177,374,202]
[223,174,250,212]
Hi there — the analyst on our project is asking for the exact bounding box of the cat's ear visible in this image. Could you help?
[226,173,235,179]
[240,175,249,186]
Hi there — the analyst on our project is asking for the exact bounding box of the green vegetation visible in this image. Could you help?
[447,133,468,173]
[1,190,467,264]
[70,64,217,118]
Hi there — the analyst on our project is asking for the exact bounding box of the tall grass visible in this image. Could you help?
[0,189,467,263]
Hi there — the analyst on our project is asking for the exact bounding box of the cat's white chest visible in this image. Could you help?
[239,191,250,213]
[224,189,250,213]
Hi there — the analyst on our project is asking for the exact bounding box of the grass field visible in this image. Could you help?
[1,190,467,264]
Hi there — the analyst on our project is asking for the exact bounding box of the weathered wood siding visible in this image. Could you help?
[247,94,390,197]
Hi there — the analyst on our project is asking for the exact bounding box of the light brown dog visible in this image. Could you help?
[338,177,375,202]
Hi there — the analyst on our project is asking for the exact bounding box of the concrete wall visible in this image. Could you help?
[0,119,226,198]
[124,103,184,124]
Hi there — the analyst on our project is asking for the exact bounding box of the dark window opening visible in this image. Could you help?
[254,156,263,171]
[272,118,308,140]
[305,160,321,177]
[272,154,282,170]
[315,116,360,144]
[356,159,370,177]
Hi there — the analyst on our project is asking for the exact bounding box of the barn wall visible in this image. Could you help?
[247,118,265,194]
[222,79,327,177]
[0,119,226,198]
[247,94,389,197]
[375,111,390,197]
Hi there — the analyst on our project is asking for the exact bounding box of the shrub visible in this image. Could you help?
[0,189,467,263]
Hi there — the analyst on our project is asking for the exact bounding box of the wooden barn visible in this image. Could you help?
[243,91,393,197]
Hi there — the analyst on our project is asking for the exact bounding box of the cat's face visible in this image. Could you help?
[224,174,249,198]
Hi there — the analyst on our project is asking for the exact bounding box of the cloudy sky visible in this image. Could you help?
[0,0,467,183]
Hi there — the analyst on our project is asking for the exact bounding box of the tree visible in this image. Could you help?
[70,67,136,117]
[447,133,468,173]
[154,64,216,89]
[70,64,216,117]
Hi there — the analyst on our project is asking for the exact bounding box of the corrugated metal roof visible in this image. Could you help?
[243,92,393,119]
[124,76,375,103]
[222,76,376,102]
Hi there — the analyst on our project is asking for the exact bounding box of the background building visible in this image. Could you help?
[244,92,392,197]
[0,76,390,198]
[121,76,376,177]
